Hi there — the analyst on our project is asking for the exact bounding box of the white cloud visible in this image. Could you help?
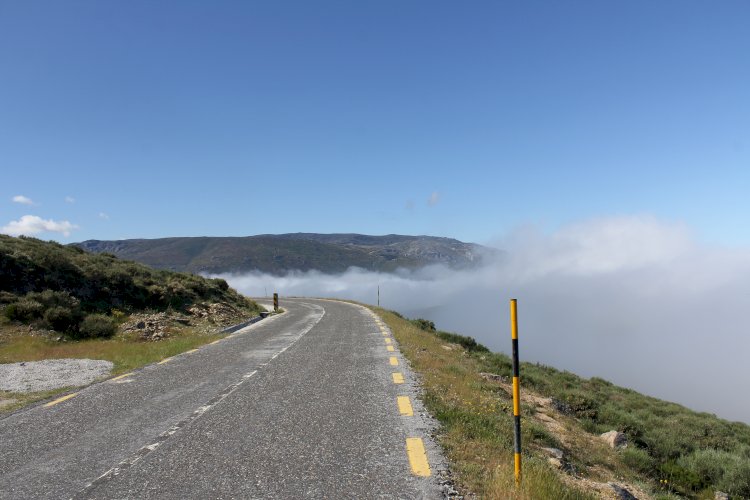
[12,195,35,205]
[1,215,79,237]
[212,215,750,423]
[99,212,110,220]
[427,192,440,207]
[65,196,76,203]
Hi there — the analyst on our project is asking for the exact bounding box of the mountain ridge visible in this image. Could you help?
[75,233,495,275]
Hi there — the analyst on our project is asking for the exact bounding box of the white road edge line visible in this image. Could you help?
[74,304,326,498]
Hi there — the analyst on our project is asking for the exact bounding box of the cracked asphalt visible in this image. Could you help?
[0,298,445,499]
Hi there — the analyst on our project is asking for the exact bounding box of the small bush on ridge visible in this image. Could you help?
[76,314,117,338]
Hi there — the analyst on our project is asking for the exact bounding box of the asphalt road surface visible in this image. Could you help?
[0,298,445,499]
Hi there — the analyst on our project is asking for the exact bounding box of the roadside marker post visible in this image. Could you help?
[273,293,279,312]
[510,299,522,486]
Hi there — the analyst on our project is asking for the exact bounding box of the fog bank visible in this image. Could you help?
[215,216,750,423]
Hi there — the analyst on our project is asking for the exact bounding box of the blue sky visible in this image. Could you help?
[1,0,748,245]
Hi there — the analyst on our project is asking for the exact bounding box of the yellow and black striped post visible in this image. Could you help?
[273,293,279,312]
[510,298,522,485]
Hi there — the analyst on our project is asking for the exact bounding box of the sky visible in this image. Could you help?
[2,2,750,421]
[1,0,749,245]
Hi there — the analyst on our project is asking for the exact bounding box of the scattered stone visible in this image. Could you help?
[715,492,729,500]
[436,469,464,498]
[600,430,628,448]
[479,372,509,383]
[609,482,638,500]
[122,313,172,341]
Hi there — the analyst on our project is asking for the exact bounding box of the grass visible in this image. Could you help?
[371,307,597,499]
[0,325,226,414]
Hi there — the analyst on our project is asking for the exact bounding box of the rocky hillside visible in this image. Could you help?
[0,235,262,338]
[75,233,494,274]
[387,313,750,499]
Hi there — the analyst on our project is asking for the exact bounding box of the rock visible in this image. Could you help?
[609,483,638,500]
[136,321,146,329]
[715,492,729,500]
[541,447,564,460]
[541,447,571,471]
[600,430,627,448]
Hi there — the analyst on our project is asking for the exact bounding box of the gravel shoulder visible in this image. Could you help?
[0,359,114,393]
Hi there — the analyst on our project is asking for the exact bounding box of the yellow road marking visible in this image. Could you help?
[382,331,389,336]
[384,338,392,345]
[158,357,172,365]
[209,338,224,345]
[110,373,134,382]
[387,345,395,352]
[389,356,399,366]
[45,393,78,408]
[397,396,414,416]
[406,438,431,476]
[186,348,199,354]
[392,372,404,384]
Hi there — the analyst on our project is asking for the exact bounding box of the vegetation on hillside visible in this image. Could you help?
[0,235,261,338]
[378,309,750,499]
[75,233,491,274]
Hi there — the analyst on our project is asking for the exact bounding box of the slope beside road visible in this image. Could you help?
[0,299,445,499]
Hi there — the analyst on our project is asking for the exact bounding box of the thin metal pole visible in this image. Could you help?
[510,299,522,486]
[378,285,380,307]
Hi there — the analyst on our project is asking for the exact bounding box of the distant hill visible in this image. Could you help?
[75,233,495,274]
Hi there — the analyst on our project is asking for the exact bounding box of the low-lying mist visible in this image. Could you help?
[214,215,750,423]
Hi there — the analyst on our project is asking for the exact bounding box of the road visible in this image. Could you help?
[0,298,444,499]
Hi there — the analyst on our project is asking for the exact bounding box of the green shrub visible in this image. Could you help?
[5,298,44,321]
[620,446,654,475]
[43,306,80,332]
[659,460,703,493]
[411,318,436,331]
[77,314,117,338]
[212,278,229,291]
[557,389,600,420]
[435,331,490,353]
[678,448,750,496]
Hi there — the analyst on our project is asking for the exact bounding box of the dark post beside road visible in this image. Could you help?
[510,298,522,486]
[273,293,279,312]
